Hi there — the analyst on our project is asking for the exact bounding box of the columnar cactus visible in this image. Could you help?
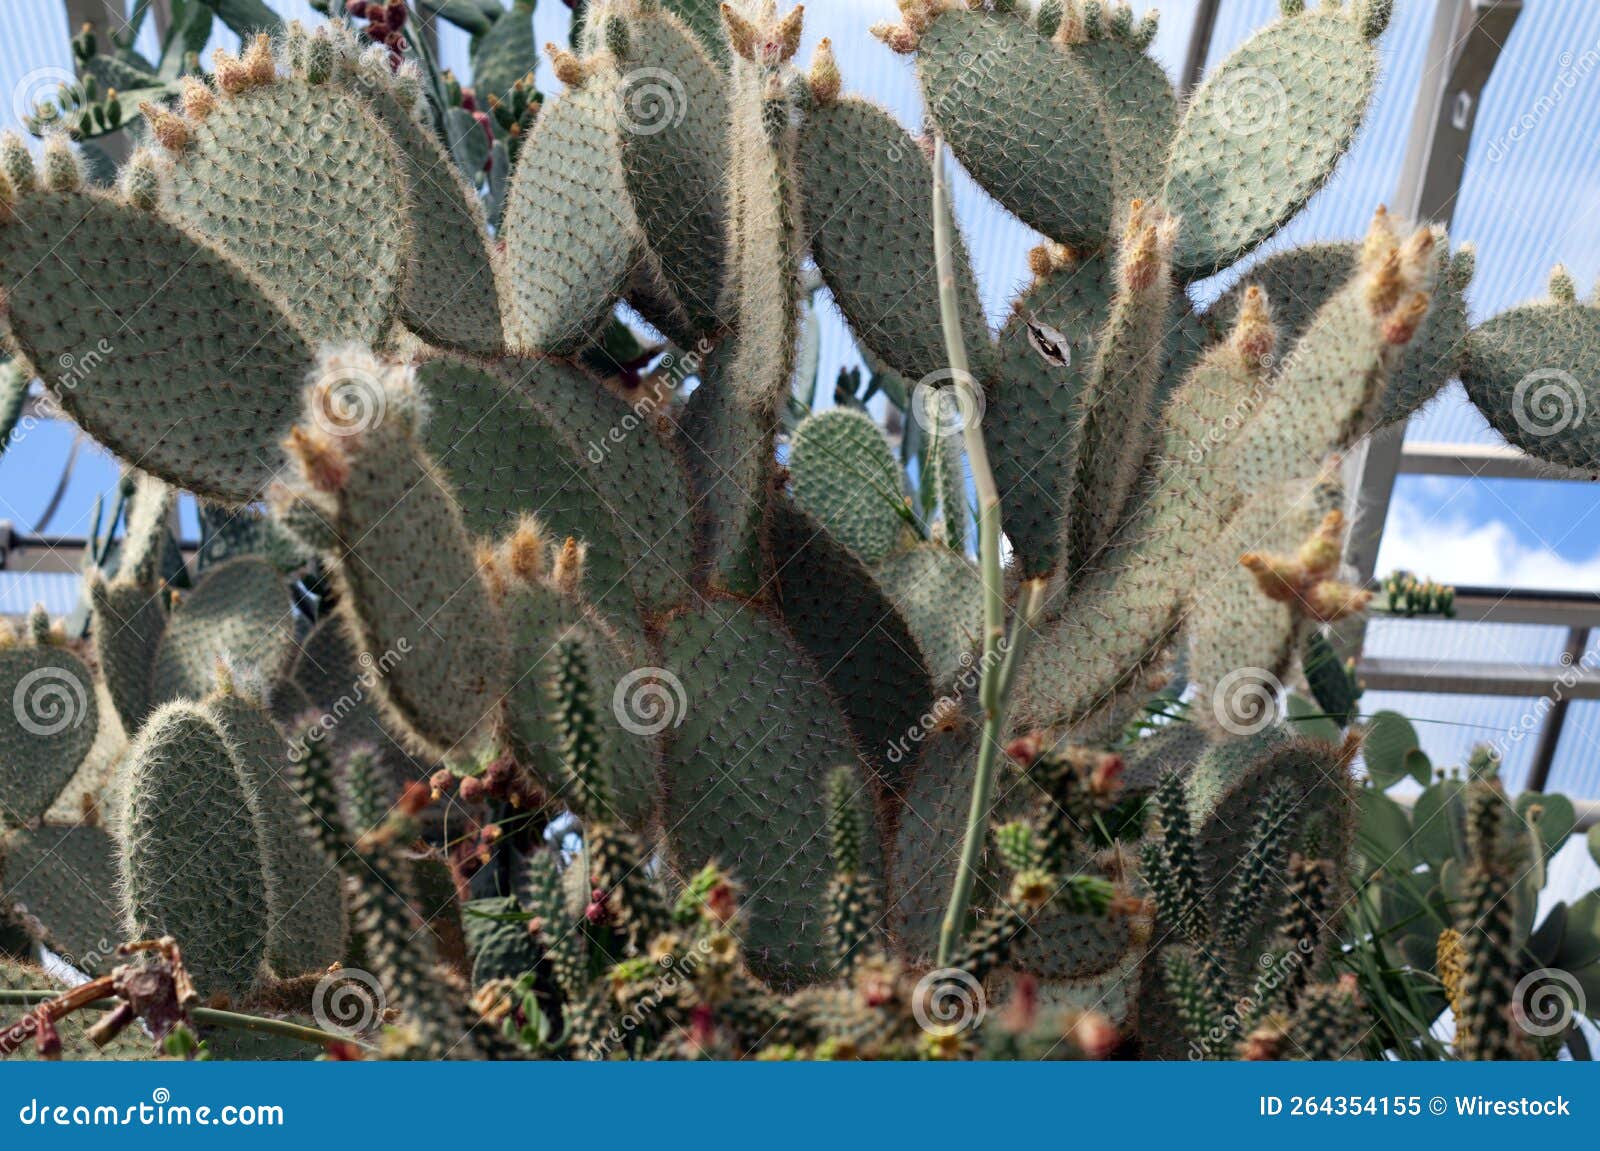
[0,0,1589,1061]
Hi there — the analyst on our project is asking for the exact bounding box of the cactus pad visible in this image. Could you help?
[788,409,907,565]
[0,823,122,973]
[120,702,271,1001]
[0,643,99,826]
[660,600,873,987]
[915,8,1114,245]
[0,187,309,502]
[1163,7,1379,277]
[150,558,294,708]
[159,74,407,344]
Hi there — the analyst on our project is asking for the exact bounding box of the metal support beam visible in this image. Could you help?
[1359,656,1600,701]
[1524,626,1589,793]
[1343,0,1522,591]
[1398,441,1597,481]
[1178,0,1222,98]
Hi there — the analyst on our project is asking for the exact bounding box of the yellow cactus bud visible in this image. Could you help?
[722,4,761,60]
[503,516,547,583]
[1382,291,1431,346]
[870,21,919,53]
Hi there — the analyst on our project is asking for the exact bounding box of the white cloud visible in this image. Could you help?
[1378,495,1600,590]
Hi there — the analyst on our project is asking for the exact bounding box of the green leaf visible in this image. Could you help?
[1403,747,1434,789]
[1358,788,1415,871]
[1517,791,1576,859]
[1363,710,1419,789]
[1409,779,1466,867]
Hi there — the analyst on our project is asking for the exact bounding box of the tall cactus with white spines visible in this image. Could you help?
[0,2,1585,1058]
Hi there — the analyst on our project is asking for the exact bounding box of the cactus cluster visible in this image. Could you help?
[0,1,1594,1061]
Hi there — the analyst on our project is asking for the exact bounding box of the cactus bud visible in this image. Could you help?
[869,21,918,53]
[547,44,588,88]
[553,536,586,594]
[212,49,252,95]
[503,516,547,583]
[285,425,348,493]
[40,134,81,192]
[142,103,191,152]
[1382,291,1430,345]
[1548,264,1578,304]
[0,132,37,193]
[179,76,216,120]
[808,38,841,104]
[243,33,277,87]
[773,5,805,62]
[1230,284,1277,366]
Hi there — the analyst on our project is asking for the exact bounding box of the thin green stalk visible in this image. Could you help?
[931,133,1045,965]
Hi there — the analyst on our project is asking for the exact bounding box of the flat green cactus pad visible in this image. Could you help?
[0,644,99,826]
[508,356,696,612]
[0,823,122,974]
[679,352,768,595]
[311,403,510,757]
[611,4,730,338]
[1063,33,1176,204]
[660,600,873,988]
[766,498,934,788]
[161,77,407,344]
[503,73,640,353]
[120,703,271,1002]
[416,356,635,616]
[800,95,990,385]
[788,409,907,566]
[987,255,1113,579]
[1163,8,1378,277]
[917,8,1114,245]
[204,694,345,979]
[360,87,505,355]
[1463,294,1600,473]
[873,542,983,691]
[150,558,294,709]
[0,188,309,502]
